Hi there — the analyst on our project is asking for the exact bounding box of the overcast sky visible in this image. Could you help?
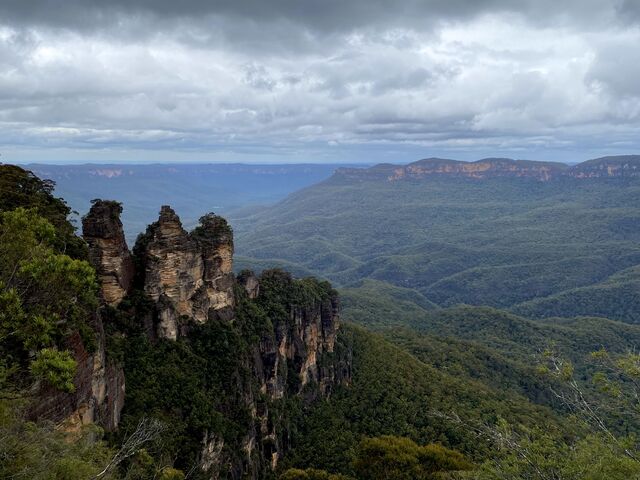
[2,0,640,164]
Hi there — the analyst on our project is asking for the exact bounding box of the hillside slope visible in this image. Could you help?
[235,155,640,323]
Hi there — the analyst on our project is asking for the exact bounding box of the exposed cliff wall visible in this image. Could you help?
[387,158,565,181]
[28,200,130,433]
[334,155,640,182]
[198,269,348,478]
[83,202,349,479]
[83,200,134,306]
[31,200,132,433]
[134,206,235,339]
[568,155,640,178]
[29,313,125,434]
[253,271,341,401]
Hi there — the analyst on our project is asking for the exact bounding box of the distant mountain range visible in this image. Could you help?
[8,157,640,477]
[334,155,640,182]
[23,163,358,242]
[235,154,640,324]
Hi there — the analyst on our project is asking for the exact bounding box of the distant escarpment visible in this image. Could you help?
[334,155,640,182]
[82,200,350,479]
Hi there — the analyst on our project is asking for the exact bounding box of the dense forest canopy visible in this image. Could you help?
[235,163,640,325]
[3,164,640,479]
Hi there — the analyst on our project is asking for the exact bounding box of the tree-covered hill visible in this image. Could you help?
[6,163,640,478]
[234,156,640,324]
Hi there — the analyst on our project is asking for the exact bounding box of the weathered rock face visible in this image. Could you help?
[387,158,565,181]
[257,288,341,400]
[568,155,640,178]
[29,313,125,433]
[200,269,348,479]
[335,158,568,182]
[82,202,349,479]
[31,200,133,433]
[83,200,134,306]
[137,206,235,339]
[334,155,640,183]
[238,270,260,299]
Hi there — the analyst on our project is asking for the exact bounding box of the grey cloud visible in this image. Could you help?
[618,0,640,21]
[1,1,640,163]
[587,40,640,98]
[0,0,631,35]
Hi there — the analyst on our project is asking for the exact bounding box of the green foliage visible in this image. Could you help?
[0,164,87,258]
[158,467,186,480]
[112,269,338,475]
[353,436,472,480]
[478,430,640,480]
[191,213,234,247]
[0,207,98,391]
[235,174,640,323]
[30,348,77,392]
[280,468,354,479]
[0,399,117,479]
[513,265,640,323]
[283,324,564,476]
[340,283,640,413]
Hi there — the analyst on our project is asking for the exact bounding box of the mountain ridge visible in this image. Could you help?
[333,155,640,182]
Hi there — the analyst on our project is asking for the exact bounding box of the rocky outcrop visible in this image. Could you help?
[235,270,346,476]
[82,202,349,478]
[568,155,640,178]
[238,270,260,299]
[136,206,235,339]
[388,158,565,181]
[334,155,640,183]
[29,313,125,433]
[254,274,341,400]
[31,200,133,433]
[83,200,134,306]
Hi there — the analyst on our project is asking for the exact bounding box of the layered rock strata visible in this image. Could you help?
[82,202,348,478]
[82,200,134,306]
[334,155,640,182]
[136,206,235,339]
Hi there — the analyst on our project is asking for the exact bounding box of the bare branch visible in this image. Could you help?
[90,417,165,480]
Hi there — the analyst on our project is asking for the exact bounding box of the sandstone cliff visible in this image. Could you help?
[81,202,349,479]
[568,155,640,178]
[334,155,640,182]
[34,200,131,434]
[83,200,134,306]
[29,312,125,434]
[29,200,131,434]
[134,205,235,339]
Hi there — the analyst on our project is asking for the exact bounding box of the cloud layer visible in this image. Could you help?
[1,0,640,163]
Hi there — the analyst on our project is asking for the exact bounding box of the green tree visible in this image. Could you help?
[0,399,118,479]
[280,468,354,480]
[0,207,98,392]
[352,436,472,480]
[0,164,87,258]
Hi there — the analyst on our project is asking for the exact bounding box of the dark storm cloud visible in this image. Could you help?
[0,0,639,163]
[0,0,632,35]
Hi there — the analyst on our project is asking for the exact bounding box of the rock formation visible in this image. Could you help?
[81,202,349,478]
[568,155,640,178]
[254,272,341,400]
[29,199,131,433]
[201,269,346,477]
[83,200,134,306]
[32,199,132,434]
[238,269,260,299]
[136,206,235,339]
[29,313,125,433]
[334,155,640,182]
